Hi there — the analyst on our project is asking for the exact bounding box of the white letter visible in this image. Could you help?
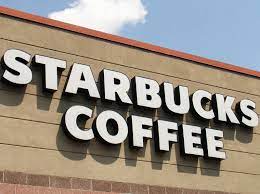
[213,94,240,124]
[154,120,178,151]
[179,124,204,156]
[203,128,226,160]
[94,110,128,144]
[34,55,66,91]
[63,105,94,141]
[65,64,100,99]
[133,76,162,109]
[162,83,190,114]
[192,90,215,120]
[237,100,259,127]
[2,49,32,85]
[101,69,132,104]
[128,115,153,148]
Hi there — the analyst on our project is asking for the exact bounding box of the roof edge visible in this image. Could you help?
[0,6,259,78]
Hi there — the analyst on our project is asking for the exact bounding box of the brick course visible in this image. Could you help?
[0,170,237,194]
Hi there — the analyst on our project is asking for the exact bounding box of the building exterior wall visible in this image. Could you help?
[0,9,259,194]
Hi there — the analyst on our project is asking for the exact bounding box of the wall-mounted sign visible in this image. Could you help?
[1,49,259,160]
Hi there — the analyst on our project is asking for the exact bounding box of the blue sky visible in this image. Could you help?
[1,0,260,71]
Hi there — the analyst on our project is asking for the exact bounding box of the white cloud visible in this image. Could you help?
[48,0,148,34]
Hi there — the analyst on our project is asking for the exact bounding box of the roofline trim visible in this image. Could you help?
[0,6,259,78]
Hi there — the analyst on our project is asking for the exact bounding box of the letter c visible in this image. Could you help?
[63,105,94,141]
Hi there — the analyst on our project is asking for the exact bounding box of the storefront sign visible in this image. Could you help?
[1,49,259,160]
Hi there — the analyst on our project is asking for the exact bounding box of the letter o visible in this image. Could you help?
[94,110,128,144]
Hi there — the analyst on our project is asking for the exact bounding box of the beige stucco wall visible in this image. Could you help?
[0,14,259,194]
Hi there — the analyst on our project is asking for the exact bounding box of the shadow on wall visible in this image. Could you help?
[0,57,27,106]
[54,97,226,177]
[0,60,254,178]
[42,90,255,177]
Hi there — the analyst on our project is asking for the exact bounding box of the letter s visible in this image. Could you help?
[236,99,259,128]
[1,49,32,85]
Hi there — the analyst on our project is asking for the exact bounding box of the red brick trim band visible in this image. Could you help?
[0,6,259,78]
[0,170,237,194]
